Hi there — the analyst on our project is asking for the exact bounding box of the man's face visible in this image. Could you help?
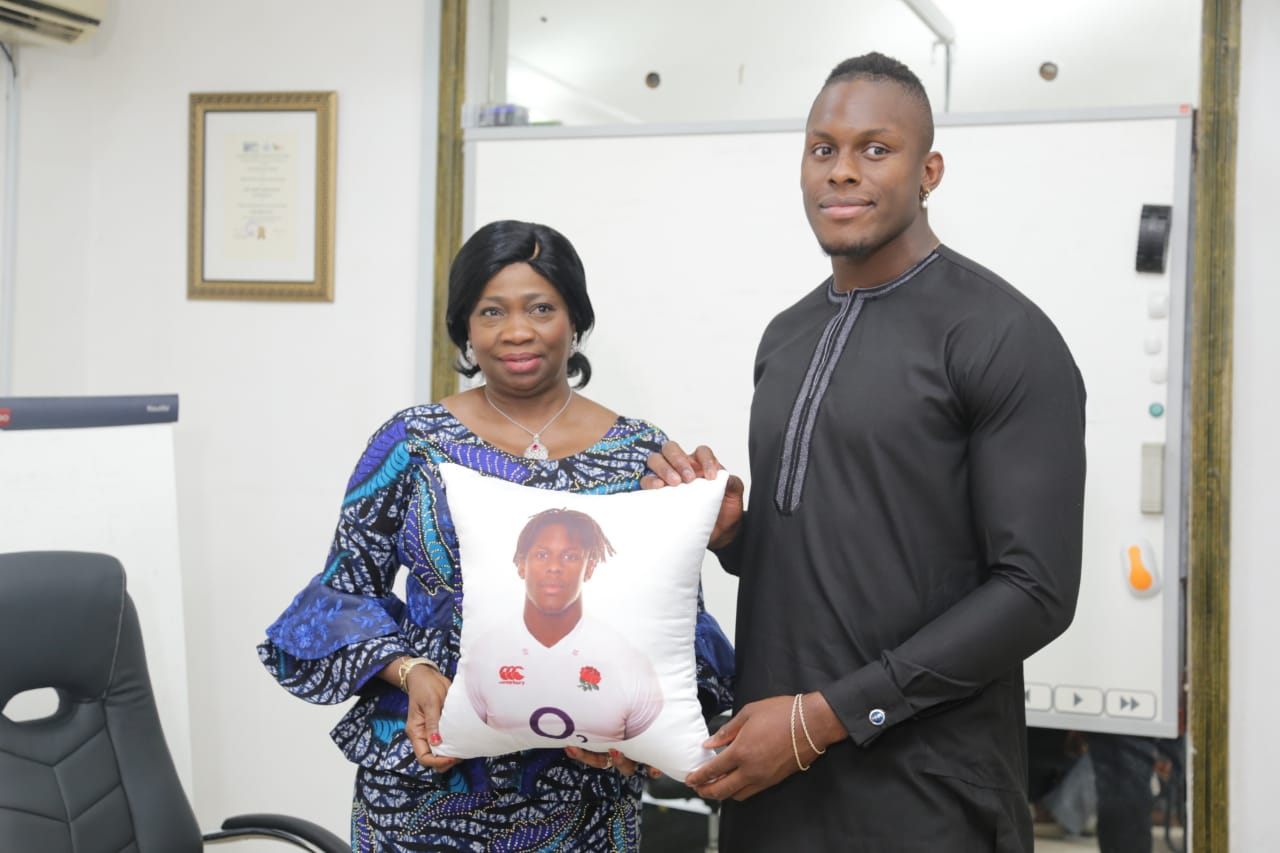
[518,524,595,616]
[801,77,933,264]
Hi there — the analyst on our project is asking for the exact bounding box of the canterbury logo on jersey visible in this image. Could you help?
[498,665,525,683]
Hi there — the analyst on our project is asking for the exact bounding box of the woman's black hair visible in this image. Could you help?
[445,220,594,388]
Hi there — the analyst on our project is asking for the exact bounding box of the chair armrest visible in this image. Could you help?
[205,813,348,852]
[646,771,712,804]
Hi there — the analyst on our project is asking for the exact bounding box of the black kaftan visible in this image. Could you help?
[718,246,1087,852]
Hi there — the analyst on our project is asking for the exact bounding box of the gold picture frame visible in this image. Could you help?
[187,91,336,301]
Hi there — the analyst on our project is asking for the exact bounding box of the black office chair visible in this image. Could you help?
[0,551,348,852]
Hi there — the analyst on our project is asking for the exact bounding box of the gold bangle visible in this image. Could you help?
[796,693,827,756]
[397,656,440,693]
[790,693,810,772]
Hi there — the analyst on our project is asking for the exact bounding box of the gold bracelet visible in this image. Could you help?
[790,693,811,772]
[397,656,440,693]
[796,693,827,757]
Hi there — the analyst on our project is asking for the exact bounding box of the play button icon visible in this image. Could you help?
[1053,685,1103,715]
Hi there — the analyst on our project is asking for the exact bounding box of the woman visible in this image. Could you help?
[259,220,734,851]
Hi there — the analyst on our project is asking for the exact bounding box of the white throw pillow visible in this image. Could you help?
[434,462,728,780]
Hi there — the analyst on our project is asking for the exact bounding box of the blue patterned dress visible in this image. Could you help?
[259,404,735,852]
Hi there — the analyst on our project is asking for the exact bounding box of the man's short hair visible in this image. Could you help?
[823,52,934,150]
[513,508,616,566]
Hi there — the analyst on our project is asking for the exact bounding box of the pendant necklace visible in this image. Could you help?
[483,388,575,460]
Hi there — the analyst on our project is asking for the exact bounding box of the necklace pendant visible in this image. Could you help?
[482,388,573,462]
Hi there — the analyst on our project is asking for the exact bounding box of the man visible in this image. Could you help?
[648,52,1086,851]
[464,508,664,744]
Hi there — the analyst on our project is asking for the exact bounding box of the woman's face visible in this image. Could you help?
[467,262,574,395]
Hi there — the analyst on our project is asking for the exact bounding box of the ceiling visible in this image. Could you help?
[494,0,1200,125]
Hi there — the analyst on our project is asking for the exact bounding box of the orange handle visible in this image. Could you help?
[1127,545,1155,592]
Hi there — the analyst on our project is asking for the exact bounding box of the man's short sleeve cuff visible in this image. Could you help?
[822,661,913,747]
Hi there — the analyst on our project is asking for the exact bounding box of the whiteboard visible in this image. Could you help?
[466,107,1192,737]
[0,414,193,788]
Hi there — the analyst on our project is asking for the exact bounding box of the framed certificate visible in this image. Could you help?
[187,91,336,301]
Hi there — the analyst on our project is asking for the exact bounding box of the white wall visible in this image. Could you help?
[10,0,437,841]
[0,44,14,391]
[1230,0,1280,847]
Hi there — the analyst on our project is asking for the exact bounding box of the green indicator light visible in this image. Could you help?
[1149,402,1165,418]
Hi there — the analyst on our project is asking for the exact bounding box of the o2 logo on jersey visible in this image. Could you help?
[529,706,587,742]
[498,665,525,683]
